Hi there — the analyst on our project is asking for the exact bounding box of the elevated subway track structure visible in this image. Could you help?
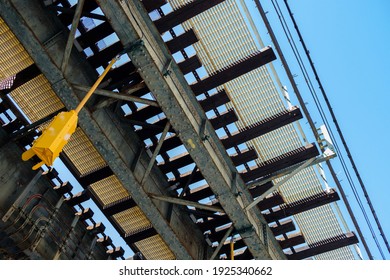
[0,0,358,260]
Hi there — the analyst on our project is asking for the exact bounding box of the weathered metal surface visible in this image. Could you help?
[0,0,207,260]
[190,48,276,95]
[241,144,319,183]
[142,0,167,13]
[287,232,358,260]
[154,0,225,34]
[165,29,199,54]
[96,0,285,259]
[264,189,340,223]
[221,107,303,149]
[177,55,202,75]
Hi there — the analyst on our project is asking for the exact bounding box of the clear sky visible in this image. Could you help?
[249,0,390,259]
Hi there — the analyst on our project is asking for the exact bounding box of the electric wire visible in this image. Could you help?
[280,0,389,258]
[271,0,385,259]
[268,0,388,258]
[253,0,375,259]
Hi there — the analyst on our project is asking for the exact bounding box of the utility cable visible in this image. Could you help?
[282,0,389,258]
[253,0,374,259]
[271,0,385,259]
[270,0,385,259]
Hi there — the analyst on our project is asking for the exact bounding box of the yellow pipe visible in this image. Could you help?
[22,56,119,169]
[75,57,118,114]
[230,239,234,260]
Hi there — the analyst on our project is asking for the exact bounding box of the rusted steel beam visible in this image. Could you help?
[278,233,305,249]
[190,47,276,95]
[264,189,340,223]
[154,0,225,34]
[287,232,358,260]
[241,143,319,183]
[230,148,258,167]
[256,192,284,211]
[270,219,296,236]
[78,166,114,186]
[87,41,123,68]
[64,189,90,207]
[142,0,167,13]
[0,64,40,94]
[198,90,230,112]
[209,109,238,130]
[56,0,100,26]
[101,197,137,216]
[165,29,198,54]
[177,55,202,75]
[221,107,303,149]
[76,22,113,49]
[248,181,274,198]
[124,227,158,244]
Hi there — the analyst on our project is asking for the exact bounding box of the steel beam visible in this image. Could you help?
[241,143,319,183]
[264,189,340,223]
[141,121,171,185]
[154,0,225,34]
[61,0,85,73]
[287,232,358,260]
[165,29,198,54]
[221,107,303,149]
[142,0,167,13]
[190,48,276,95]
[0,0,206,260]
[73,84,159,107]
[148,193,224,213]
[97,0,285,259]
[177,55,202,75]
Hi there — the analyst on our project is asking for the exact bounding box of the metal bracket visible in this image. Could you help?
[200,118,209,142]
[162,58,173,77]
[122,39,144,55]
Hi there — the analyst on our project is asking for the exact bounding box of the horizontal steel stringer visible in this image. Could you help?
[245,150,336,211]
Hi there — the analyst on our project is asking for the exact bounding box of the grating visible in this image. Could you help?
[89,175,130,206]
[10,75,64,122]
[135,234,176,260]
[112,206,152,236]
[63,127,107,176]
[0,18,34,78]
[167,0,355,259]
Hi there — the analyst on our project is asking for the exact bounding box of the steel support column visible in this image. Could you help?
[97,0,285,259]
[0,0,205,260]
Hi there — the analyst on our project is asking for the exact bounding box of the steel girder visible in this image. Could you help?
[96,0,285,259]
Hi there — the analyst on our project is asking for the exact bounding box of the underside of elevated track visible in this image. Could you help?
[0,0,359,260]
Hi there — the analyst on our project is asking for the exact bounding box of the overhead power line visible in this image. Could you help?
[280,0,390,258]
[269,0,383,259]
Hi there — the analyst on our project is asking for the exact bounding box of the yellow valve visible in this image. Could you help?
[22,56,118,170]
[22,110,78,170]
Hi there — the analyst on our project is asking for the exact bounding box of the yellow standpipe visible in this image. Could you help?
[230,238,235,260]
[22,57,118,170]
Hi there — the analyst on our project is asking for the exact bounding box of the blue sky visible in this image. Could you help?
[250,0,390,259]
